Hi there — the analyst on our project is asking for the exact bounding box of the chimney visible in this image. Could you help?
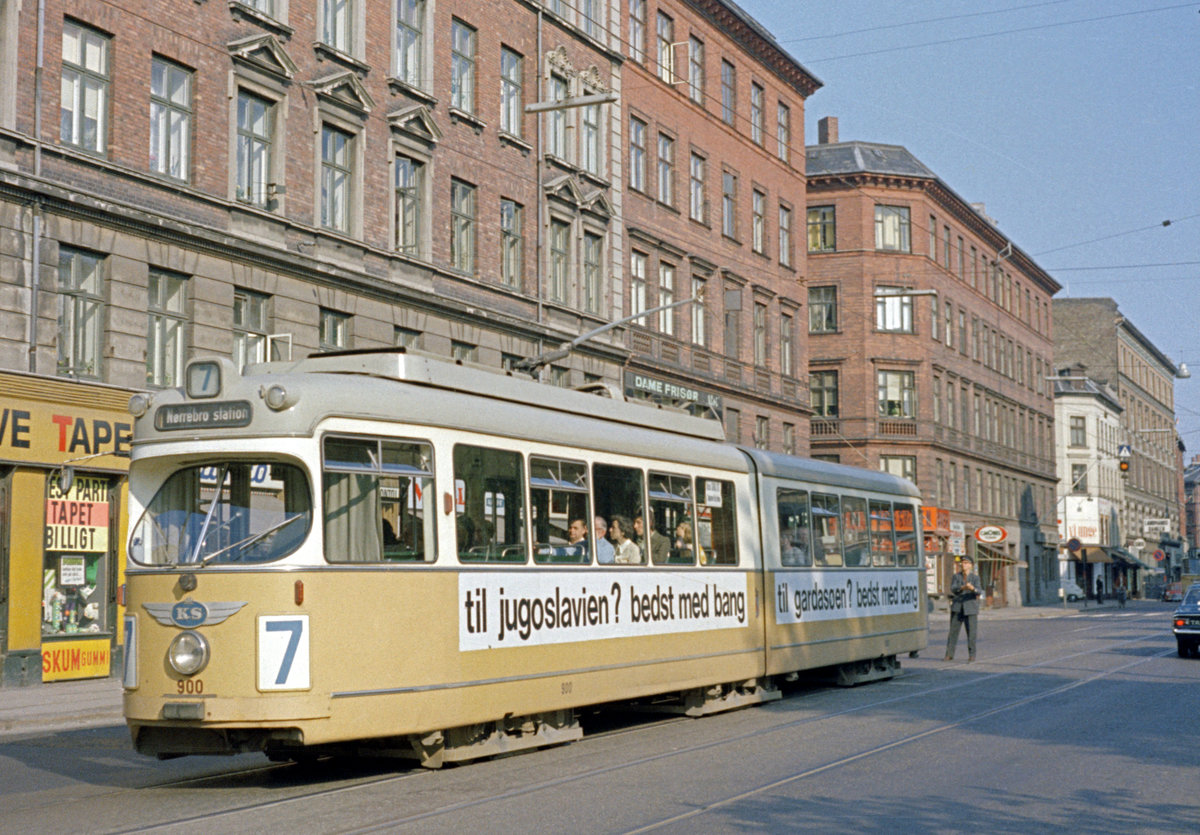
[817,116,838,145]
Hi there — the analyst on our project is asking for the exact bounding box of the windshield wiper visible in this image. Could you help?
[186,464,229,565]
[200,514,305,565]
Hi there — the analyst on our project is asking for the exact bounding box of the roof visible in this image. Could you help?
[806,141,937,179]
[739,446,922,499]
[805,140,1060,294]
[1052,376,1123,413]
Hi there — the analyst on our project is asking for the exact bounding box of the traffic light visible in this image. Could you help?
[1119,459,1130,476]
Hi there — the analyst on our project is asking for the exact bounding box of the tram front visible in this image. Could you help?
[123,357,323,758]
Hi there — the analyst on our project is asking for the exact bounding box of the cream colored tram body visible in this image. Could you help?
[123,351,925,765]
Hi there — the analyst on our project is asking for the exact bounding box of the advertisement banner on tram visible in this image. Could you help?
[773,569,922,625]
[459,571,748,650]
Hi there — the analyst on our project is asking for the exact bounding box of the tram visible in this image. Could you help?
[122,350,926,765]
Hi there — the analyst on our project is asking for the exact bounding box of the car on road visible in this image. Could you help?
[1163,582,1183,602]
[1058,578,1085,602]
[1172,583,1200,657]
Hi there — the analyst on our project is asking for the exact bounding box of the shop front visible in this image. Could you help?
[1,371,132,687]
[922,506,952,597]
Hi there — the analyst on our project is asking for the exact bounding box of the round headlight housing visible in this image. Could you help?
[128,393,153,418]
[263,383,299,411]
[168,630,210,676]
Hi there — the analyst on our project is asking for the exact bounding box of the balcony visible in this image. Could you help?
[878,419,917,437]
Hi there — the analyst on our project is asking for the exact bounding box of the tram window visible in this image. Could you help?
[131,461,312,566]
[870,499,897,566]
[593,463,646,565]
[697,477,737,566]
[531,456,591,564]
[648,472,693,565]
[777,487,812,566]
[811,492,843,566]
[454,445,527,563]
[323,437,435,563]
[895,503,920,566]
[841,495,869,566]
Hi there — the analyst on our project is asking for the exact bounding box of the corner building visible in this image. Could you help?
[1053,298,1188,578]
[804,119,1061,606]
[0,0,817,685]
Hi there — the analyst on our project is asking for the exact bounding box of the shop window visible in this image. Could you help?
[777,487,811,566]
[454,445,526,562]
[323,436,435,563]
[531,456,590,564]
[697,477,737,565]
[43,474,114,637]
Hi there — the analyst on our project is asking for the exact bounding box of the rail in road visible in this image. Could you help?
[3,605,1194,834]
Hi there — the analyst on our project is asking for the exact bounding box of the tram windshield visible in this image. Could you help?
[129,461,311,566]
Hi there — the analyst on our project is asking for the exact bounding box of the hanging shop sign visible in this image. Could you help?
[623,371,723,415]
[974,525,1008,544]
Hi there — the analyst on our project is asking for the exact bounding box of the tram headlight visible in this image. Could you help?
[128,393,153,418]
[262,383,299,411]
[167,630,210,676]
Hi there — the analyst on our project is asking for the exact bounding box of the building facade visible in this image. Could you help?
[0,0,818,684]
[1053,298,1189,578]
[1050,367,1151,599]
[1184,455,1200,573]
[804,118,1061,606]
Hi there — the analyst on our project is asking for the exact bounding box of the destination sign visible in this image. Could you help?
[154,400,253,431]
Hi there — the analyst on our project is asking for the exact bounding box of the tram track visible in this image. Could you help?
[106,611,1171,834]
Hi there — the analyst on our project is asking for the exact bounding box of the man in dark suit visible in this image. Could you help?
[945,556,982,662]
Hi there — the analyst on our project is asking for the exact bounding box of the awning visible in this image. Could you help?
[1109,548,1153,570]
[1059,545,1138,565]
[975,541,1018,564]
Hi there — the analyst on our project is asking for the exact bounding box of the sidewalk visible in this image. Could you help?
[0,675,124,739]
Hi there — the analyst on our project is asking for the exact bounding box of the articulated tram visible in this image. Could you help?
[122,350,926,766]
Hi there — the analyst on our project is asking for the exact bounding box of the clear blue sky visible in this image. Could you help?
[738,0,1200,455]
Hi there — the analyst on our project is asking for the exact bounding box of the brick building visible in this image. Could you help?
[804,118,1061,606]
[0,0,817,684]
[617,0,819,450]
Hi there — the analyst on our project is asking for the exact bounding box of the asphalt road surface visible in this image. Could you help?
[2,600,1195,834]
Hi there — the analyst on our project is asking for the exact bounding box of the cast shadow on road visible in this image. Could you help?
[0,723,415,793]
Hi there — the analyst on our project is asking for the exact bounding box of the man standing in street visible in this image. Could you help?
[945,556,982,662]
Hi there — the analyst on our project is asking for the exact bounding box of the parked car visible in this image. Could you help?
[1163,582,1184,602]
[1058,579,1085,602]
[1172,584,1200,657]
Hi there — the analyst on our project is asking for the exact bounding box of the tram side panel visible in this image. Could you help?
[757,475,927,678]
[125,452,770,755]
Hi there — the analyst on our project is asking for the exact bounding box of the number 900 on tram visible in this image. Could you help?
[121,350,926,766]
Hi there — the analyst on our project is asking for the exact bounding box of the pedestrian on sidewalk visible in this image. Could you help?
[1096,577,1104,605]
[945,556,981,662]
[1116,579,1127,609]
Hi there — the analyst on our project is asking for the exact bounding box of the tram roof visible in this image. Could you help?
[268,348,727,440]
[148,349,746,468]
[738,446,922,499]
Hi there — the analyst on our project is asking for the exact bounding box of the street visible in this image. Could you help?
[2,600,1196,834]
